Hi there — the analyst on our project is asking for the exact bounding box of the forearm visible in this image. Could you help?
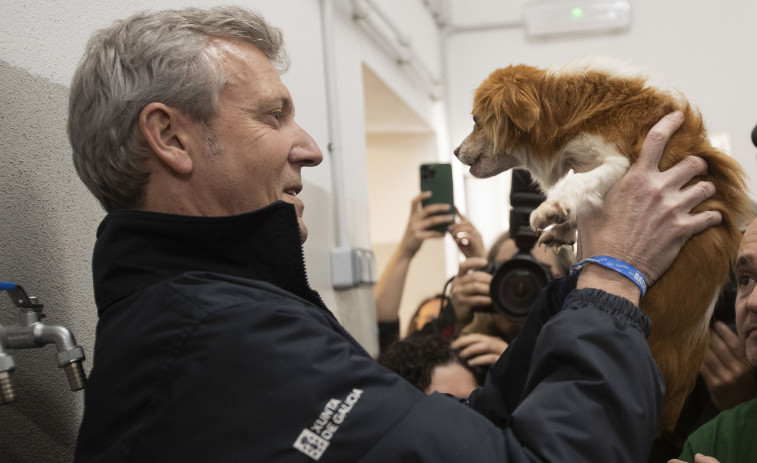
[374,248,413,322]
[471,285,662,461]
[468,277,573,425]
[511,289,662,461]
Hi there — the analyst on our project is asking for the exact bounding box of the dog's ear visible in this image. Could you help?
[485,65,542,132]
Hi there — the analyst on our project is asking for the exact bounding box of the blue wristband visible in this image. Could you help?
[570,255,648,299]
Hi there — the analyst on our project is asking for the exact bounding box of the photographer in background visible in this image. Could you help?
[449,170,575,368]
[375,191,485,351]
[451,232,574,367]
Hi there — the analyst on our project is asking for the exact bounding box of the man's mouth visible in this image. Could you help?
[283,185,302,198]
[283,187,305,214]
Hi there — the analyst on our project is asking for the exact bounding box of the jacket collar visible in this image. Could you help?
[92,201,321,315]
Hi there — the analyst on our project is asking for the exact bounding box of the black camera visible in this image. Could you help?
[476,169,552,321]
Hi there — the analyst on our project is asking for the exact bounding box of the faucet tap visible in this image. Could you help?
[0,336,15,404]
[0,282,86,404]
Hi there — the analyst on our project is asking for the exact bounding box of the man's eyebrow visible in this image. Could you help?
[271,96,293,116]
[735,254,755,271]
[267,95,291,112]
[251,96,291,114]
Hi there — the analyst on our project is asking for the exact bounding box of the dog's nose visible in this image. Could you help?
[453,146,460,158]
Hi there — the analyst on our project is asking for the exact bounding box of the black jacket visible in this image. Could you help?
[74,201,664,462]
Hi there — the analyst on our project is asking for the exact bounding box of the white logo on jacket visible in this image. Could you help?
[293,388,363,461]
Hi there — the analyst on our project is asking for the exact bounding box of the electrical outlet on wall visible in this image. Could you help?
[331,247,377,289]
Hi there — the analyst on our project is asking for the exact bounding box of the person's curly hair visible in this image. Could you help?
[377,334,481,392]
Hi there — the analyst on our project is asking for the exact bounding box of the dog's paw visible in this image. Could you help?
[530,199,575,233]
[537,223,577,248]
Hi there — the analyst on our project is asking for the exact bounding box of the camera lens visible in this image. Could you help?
[421,165,435,180]
[489,255,551,322]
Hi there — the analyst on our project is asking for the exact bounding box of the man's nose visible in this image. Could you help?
[292,123,323,167]
[748,285,757,312]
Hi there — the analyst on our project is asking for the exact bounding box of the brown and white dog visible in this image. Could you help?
[454,59,752,433]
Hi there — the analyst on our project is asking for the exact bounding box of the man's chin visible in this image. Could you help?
[746,335,757,366]
[298,218,308,243]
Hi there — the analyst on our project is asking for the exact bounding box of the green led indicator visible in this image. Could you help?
[572,7,584,18]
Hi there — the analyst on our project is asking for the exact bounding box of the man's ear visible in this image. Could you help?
[139,102,194,175]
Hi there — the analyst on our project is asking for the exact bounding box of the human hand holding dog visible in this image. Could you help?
[700,320,757,410]
[576,111,722,305]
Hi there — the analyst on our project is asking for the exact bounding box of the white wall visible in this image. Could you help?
[0,1,444,461]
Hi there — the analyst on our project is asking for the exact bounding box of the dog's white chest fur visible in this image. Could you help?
[526,133,630,246]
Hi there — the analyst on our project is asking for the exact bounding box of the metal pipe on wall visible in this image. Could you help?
[320,0,350,249]
[350,0,442,100]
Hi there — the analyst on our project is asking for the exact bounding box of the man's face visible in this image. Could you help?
[734,218,757,366]
[190,39,322,241]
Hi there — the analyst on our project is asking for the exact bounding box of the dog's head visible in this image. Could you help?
[454,64,545,178]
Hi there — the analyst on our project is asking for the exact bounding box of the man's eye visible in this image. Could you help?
[737,274,756,298]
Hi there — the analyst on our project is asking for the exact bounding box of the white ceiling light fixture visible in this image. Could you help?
[523,0,631,36]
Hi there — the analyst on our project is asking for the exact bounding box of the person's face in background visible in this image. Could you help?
[424,361,479,398]
[413,297,443,332]
[735,219,757,366]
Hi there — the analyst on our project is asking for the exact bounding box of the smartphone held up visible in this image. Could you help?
[419,163,455,234]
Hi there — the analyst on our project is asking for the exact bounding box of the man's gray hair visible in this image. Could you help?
[68,6,289,211]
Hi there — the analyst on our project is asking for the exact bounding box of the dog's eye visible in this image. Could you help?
[472,115,480,128]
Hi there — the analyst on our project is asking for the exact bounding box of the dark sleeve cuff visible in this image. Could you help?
[563,288,652,337]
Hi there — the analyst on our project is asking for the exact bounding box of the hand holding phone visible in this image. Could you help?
[419,163,455,233]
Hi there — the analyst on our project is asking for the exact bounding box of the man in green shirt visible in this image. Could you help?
[671,217,757,463]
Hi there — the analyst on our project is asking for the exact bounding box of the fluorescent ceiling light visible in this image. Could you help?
[524,0,631,36]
